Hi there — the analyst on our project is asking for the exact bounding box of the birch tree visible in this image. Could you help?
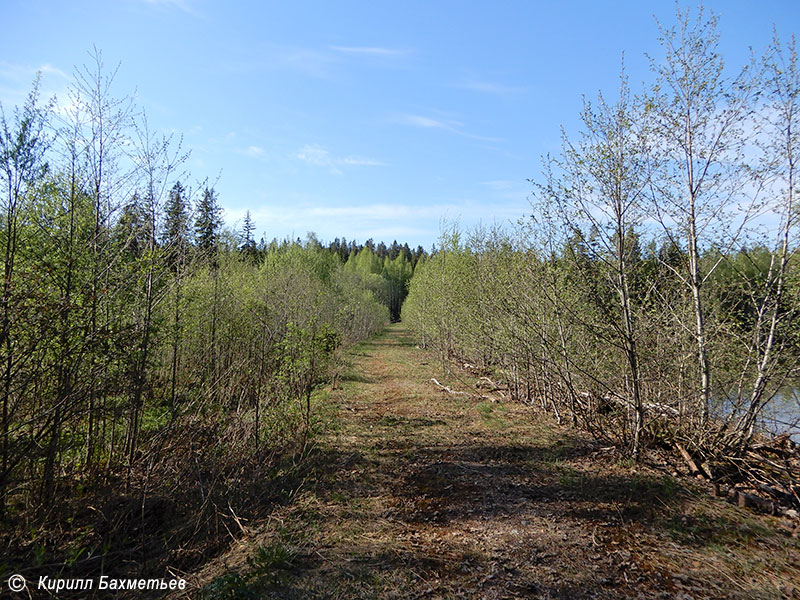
[544,70,653,457]
[647,5,759,432]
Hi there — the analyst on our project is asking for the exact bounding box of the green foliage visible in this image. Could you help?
[194,186,222,258]
[0,72,391,523]
[345,247,413,321]
[403,216,800,455]
[198,574,260,600]
[198,526,303,598]
[162,180,191,267]
[402,7,800,459]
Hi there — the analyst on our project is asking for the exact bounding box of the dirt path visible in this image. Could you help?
[194,324,800,599]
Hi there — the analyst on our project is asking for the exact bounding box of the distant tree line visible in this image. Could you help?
[249,236,424,322]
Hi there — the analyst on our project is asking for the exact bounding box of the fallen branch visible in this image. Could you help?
[644,401,680,417]
[476,376,502,392]
[675,442,701,476]
[430,378,469,396]
[603,391,679,418]
[745,450,799,477]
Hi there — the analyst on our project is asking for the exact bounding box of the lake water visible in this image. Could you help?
[756,387,800,442]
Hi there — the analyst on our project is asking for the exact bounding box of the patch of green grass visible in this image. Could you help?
[556,464,586,488]
[663,511,776,548]
[379,415,446,428]
[628,473,680,501]
[340,372,374,384]
[249,539,297,571]
[199,520,309,598]
[141,404,171,434]
[615,457,636,469]
[32,543,48,567]
[537,441,577,464]
[475,400,509,429]
[65,533,93,566]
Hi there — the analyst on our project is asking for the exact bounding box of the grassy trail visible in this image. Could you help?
[193,323,800,599]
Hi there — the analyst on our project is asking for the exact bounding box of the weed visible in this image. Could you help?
[663,510,776,549]
[249,540,296,571]
[65,543,87,566]
[616,457,636,469]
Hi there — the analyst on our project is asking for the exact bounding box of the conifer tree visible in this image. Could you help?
[194,186,222,259]
[239,209,257,260]
[162,181,190,266]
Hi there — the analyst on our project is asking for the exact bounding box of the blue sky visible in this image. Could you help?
[2,1,798,249]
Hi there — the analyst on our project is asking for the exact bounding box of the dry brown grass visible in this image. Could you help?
[189,323,800,600]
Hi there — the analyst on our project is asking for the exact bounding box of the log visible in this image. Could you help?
[601,391,679,417]
[675,442,702,476]
[736,491,777,515]
[754,482,796,506]
[751,436,797,458]
[643,401,680,417]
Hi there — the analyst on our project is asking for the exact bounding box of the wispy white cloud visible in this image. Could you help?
[305,201,524,222]
[307,204,426,219]
[278,48,337,78]
[38,63,70,80]
[139,0,199,15]
[295,144,386,174]
[220,43,408,79]
[242,145,265,157]
[329,45,408,56]
[479,179,530,201]
[227,202,432,245]
[395,113,504,143]
[397,114,458,129]
[459,79,526,96]
[339,156,386,166]
[0,61,69,84]
[0,61,71,113]
[481,180,515,190]
[295,144,336,169]
[212,43,337,78]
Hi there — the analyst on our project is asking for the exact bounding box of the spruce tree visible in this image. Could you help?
[239,209,257,260]
[115,194,150,259]
[162,181,190,267]
[194,186,222,260]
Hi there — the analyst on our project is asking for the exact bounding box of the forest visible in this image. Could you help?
[1,4,799,598]
[0,51,426,580]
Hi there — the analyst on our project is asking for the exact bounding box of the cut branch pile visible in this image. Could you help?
[674,433,800,519]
